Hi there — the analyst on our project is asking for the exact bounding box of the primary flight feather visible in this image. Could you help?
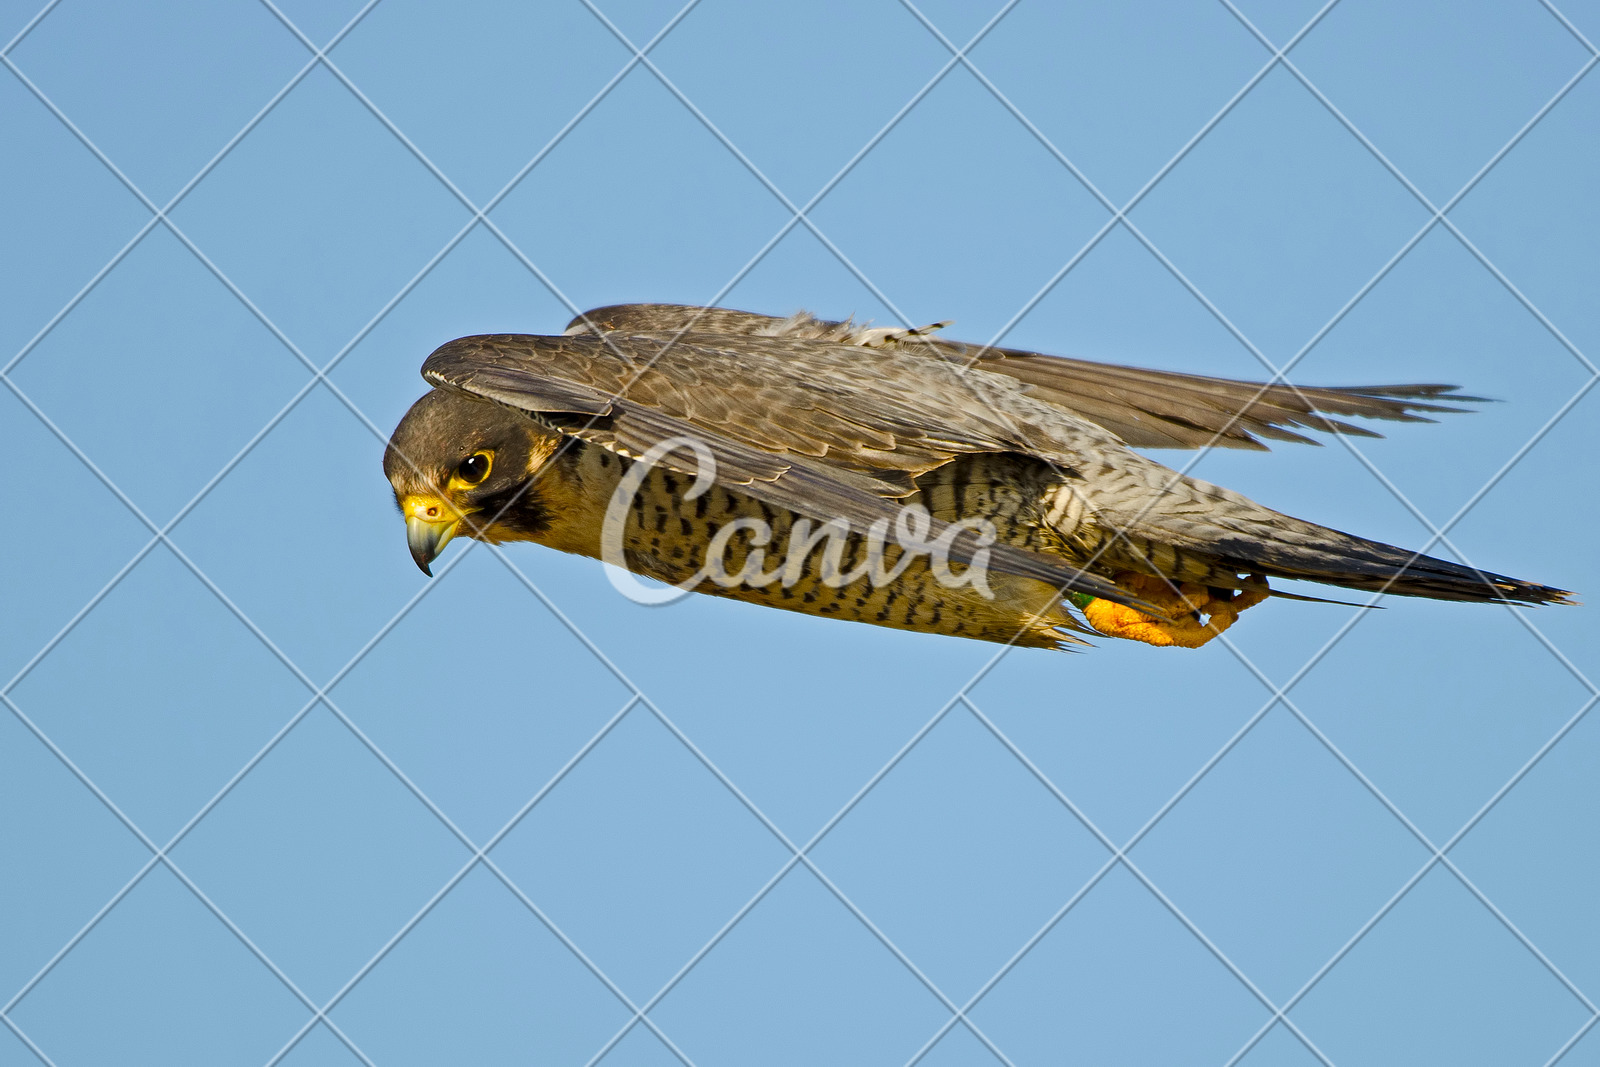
[383,304,1572,650]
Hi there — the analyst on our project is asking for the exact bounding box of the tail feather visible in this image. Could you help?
[1206,522,1573,606]
[1262,588,1378,608]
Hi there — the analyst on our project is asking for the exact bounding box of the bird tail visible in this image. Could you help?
[1200,516,1574,606]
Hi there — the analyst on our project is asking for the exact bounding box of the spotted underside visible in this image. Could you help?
[541,443,1260,649]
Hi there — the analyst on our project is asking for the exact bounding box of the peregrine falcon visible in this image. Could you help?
[383,304,1572,650]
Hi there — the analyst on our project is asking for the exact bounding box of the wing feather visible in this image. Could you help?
[567,304,1483,450]
[424,332,1036,477]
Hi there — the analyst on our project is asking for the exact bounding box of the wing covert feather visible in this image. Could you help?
[566,303,1483,450]
[423,332,1048,479]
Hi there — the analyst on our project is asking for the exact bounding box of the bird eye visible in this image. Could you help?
[456,452,492,485]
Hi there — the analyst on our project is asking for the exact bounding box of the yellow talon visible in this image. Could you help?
[1084,571,1270,648]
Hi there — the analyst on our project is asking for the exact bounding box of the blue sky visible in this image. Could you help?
[3,1,1598,1064]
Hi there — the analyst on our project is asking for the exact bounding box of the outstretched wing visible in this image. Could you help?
[566,303,1482,451]
[421,333,1153,611]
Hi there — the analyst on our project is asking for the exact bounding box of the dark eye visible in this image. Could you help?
[456,452,492,484]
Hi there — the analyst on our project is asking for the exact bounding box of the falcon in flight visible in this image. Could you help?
[383,304,1571,650]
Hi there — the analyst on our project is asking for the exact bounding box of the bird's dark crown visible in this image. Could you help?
[384,388,559,538]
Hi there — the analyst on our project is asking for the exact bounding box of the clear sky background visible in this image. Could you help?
[3,1,1598,1064]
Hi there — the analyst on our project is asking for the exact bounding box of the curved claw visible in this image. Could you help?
[1083,571,1270,649]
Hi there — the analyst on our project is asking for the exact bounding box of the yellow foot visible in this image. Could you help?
[1084,571,1269,649]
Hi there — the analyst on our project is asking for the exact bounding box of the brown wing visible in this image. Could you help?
[420,333,1153,611]
[566,303,1483,450]
[423,332,1044,487]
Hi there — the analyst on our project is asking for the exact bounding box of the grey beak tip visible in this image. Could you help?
[405,515,458,579]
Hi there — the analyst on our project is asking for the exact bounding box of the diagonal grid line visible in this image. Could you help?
[1198,485,1600,1061]
[911,0,1598,803]
[2,518,514,980]
[0,692,382,1067]
[573,0,1017,330]
[6,0,1593,1062]
[0,1014,58,1067]
[0,0,387,378]
[2,0,717,721]
[4,501,675,1065]
[3,0,977,1058]
[954,693,1339,1066]
[1216,689,1600,1067]
[896,0,1342,368]
[547,0,1600,1062]
[899,453,1599,1057]
[2,0,716,701]
[2,0,706,707]
[902,0,1594,531]
[897,676,1304,1065]
[1218,0,1599,377]
[1544,0,1600,55]
[255,0,712,359]
[0,0,62,56]
[240,4,1108,1054]
[253,693,718,1067]
[0,4,722,1053]
[891,0,1592,685]
[0,427,678,1064]
[866,0,1600,1059]
[1,534,487,1017]
[477,546,1024,1065]
[321,8,1587,1067]
[248,0,1016,579]
[3,0,776,1008]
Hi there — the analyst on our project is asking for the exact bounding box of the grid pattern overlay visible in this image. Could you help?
[4,1,1598,1063]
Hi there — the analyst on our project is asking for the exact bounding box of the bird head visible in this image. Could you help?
[383,389,562,575]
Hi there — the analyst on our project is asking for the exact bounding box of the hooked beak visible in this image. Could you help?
[406,516,458,576]
[400,495,463,576]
